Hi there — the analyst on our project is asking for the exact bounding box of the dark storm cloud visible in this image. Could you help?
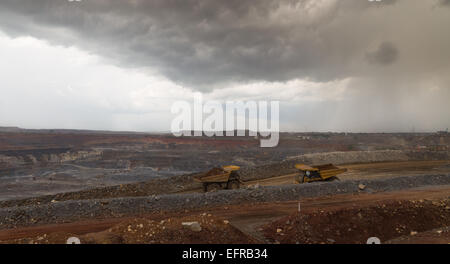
[439,0,450,6]
[0,0,410,89]
[366,42,399,66]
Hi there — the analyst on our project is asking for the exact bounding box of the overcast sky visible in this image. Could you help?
[0,0,449,132]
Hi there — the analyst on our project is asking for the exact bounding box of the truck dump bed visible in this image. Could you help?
[193,168,231,183]
[314,164,348,178]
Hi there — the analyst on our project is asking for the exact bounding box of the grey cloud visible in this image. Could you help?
[439,0,450,6]
[0,0,411,89]
[366,42,399,66]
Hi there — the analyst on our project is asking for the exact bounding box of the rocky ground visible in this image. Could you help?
[3,214,257,244]
[263,199,450,244]
[1,174,449,229]
[1,187,449,244]
[385,226,450,244]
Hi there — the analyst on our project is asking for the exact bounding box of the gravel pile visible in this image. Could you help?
[1,173,449,229]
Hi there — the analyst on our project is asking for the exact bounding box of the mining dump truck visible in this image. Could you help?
[194,165,241,192]
[294,164,347,184]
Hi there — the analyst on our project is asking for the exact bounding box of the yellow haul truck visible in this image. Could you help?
[294,164,347,184]
[194,165,241,192]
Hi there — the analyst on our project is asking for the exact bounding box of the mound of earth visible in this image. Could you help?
[262,199,450,244]
[2,214,257,244]
[385,227,450,244]
[0,231,79,244]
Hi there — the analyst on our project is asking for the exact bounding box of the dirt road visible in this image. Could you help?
[245,160,450,187]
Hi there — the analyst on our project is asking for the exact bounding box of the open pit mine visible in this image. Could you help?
[0,128,449,244]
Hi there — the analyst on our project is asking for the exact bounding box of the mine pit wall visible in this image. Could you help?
[0,150,103,175]
[1,174,449,229]
[0,150,448,205]
[0,149,103,167]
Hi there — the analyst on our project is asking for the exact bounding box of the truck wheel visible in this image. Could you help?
[206,183,221,192]
[326,176,340,182]
[227,180,240,190]
[295,172,306,184]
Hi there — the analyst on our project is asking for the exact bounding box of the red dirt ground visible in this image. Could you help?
[3,214,257,244]
[263,199,450,244]
[385,227,450,244]
[0,132,257,150]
